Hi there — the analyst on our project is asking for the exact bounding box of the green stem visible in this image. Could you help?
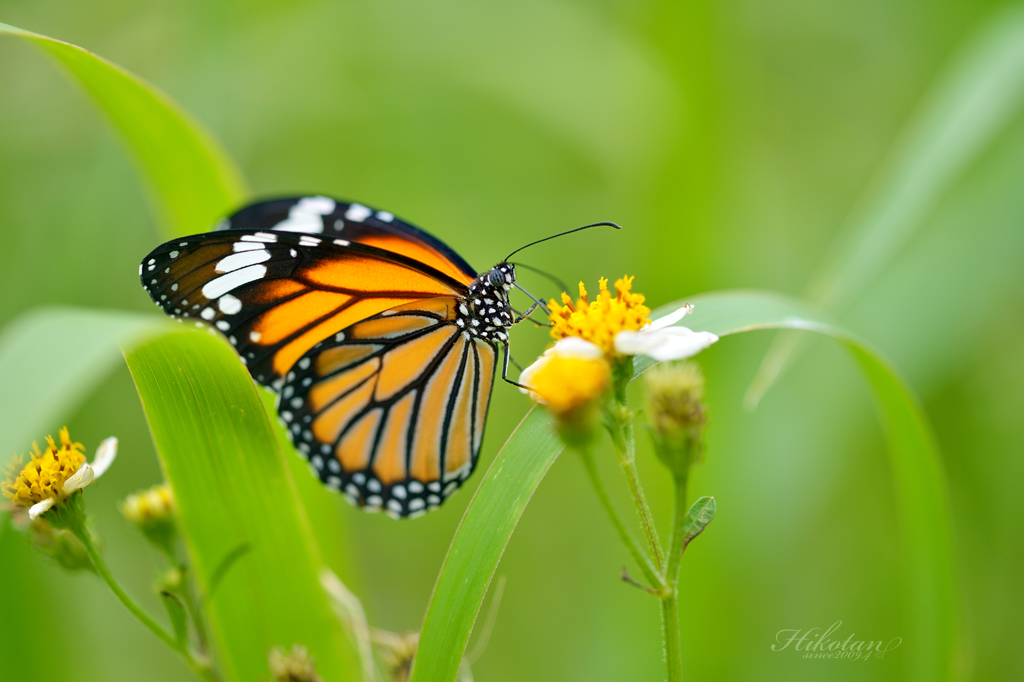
[71,523,219,682]
[179,561,213,657]
[661,475,689,682]
[578,448,664,589]
[609,399,665,574]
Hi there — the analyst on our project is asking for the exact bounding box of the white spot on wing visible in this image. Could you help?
[202,264,268,299]
[233,241,265,252]
[215,249,270,273]
[200,307,216,321]
[274,196,336,234]
[219,294,242,315]
[345,204,372,222]
[250,331,261,342]
[375,211,394,222]
[240,233,277,243]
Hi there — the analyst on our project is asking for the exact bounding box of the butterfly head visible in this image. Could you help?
[460,263,515,342]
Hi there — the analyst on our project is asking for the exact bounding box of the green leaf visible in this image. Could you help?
[410,407,563,682]
[0,22,247,237]
[413,289,955,682]
[124,329,359,682]
[680,496,716,551]
[159,590,189,649]
[0,307,167,458]
[747,6,1024,405]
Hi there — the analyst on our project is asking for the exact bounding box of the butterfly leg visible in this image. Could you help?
[512,303,552,328]
[500,341,531,391]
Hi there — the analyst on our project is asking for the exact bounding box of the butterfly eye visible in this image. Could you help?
[488,269,505,287]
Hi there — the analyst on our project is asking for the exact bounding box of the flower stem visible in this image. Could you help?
[661,474,689,682]
[578,449,663,589]
[70,522,219,682]
[608,395,665,574]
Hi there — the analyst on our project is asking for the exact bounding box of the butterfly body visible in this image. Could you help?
[140,197,519,518]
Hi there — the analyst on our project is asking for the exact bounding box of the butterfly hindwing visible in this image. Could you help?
[140,229,469,390]
[216,196,478,287]
[279,298,498,518]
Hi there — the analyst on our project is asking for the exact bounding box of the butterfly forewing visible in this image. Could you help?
[279,299,498,517]
[216,196,478,287]
[141,229,468,390]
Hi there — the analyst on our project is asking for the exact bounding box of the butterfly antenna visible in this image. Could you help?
[504,221,621,261]
[510,262,571,296]
[513,282,551,316]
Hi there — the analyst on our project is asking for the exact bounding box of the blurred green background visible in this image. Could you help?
[2,1,1022,680]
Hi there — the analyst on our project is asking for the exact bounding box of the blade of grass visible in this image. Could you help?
[0,22,248,237]
[746,6,1024,406]
[410,407,563,682]
[0,307,166,459]
[412,289,956,682]
[124,329,359,682]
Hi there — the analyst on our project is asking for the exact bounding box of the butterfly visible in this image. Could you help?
[140,196,563,519]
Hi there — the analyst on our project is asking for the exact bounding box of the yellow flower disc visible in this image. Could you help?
[2,427,86,507]
[548,276,651,356]
[530,355,611,416]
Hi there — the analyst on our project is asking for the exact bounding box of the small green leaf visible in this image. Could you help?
[0,22,247,236]
[159,591,189,649]
[680,496,716,551]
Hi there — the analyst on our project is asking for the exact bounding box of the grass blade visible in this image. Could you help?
[124,329,358,682]
[0,22,248,237]
[414,289,956,682]
[746,6,1024,406]
[410,407,563,682]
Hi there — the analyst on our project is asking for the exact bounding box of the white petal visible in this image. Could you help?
[615,327,719,361]
[90,437,118,479]
[28,498,56,520]
[548,336,604,359]
[647,304,694,331]
[63,463,95,494]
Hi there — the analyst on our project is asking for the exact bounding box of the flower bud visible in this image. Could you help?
[268,645,323,682]
[121,483,177,558]
[26,516,94,572]
[644,362,708,479]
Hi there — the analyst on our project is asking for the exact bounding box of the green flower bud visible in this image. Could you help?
[27,515,94,572]
[644,361,708,479]
[121,483,178,558]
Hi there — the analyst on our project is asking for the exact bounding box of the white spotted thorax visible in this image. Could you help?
[455,263,515,343]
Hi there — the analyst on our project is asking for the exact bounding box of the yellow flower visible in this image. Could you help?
[2,428,118,520]
[519,338,610,416]
[548,276,718,361]
[548,276,651,356]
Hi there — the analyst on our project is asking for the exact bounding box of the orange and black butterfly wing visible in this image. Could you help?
[140,229,470,391]
[279,299,498,517]
[216,196,478,287]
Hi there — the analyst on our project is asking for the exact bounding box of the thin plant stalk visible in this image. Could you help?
[662,475,689,682]
[69,522,218,682]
